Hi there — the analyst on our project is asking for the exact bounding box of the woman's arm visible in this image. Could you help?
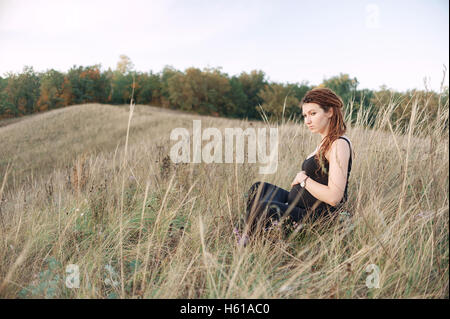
[292,139,350,207]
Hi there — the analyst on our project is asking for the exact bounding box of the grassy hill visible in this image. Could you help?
[0,102,448,298]
[0,104,199,186]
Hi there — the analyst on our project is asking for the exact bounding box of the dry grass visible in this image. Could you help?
[0,94,448,299]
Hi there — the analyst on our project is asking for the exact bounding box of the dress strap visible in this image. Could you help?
[338,136,352,171]
[337,136,352,206]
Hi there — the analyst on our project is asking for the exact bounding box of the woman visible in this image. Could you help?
[241,87,353,241]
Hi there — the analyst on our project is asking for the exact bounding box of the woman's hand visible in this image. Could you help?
[291,171,308,187]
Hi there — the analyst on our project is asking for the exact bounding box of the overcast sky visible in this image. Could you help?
[0,0,448,92]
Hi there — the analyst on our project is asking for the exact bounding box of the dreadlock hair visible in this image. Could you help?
[300,87,348,176]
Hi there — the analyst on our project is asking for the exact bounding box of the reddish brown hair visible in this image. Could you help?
[300,87,348,174]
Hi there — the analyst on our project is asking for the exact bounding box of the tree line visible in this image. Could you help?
[0,55,448,134]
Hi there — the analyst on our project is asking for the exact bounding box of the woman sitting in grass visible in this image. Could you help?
[239,88,353,244]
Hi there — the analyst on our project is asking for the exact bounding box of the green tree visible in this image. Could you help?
[160,66,181,108]
[134,71,162,105]
[1,66,41,116]
[352,88,377,128]
[238,70,267,119]
[369,85,406,132]
[290,81,311,119]
[258,83,300,121]
[0,75,15,118]
[321,73,358,107]
[110,71,134,104]
[37,69,66,111]
[66,65,107,104]
[226,76,248,118]
[167,67,231,116]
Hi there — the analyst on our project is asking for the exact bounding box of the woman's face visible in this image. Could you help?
[301,103,333,135]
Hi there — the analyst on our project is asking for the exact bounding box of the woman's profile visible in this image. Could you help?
[238,87,353,245]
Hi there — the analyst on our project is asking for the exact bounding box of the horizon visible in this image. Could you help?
[0,0,448,93]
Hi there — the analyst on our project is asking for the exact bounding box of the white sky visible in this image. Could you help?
[0,0,448,92]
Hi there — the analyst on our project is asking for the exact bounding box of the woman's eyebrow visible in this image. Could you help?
[302,110,314,116]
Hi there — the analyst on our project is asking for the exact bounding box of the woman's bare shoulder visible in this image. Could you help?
[326,137,351,161]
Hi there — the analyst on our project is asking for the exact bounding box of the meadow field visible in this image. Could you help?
[0,97,448,298]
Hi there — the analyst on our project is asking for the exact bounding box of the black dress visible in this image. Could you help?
[245,136,352,233]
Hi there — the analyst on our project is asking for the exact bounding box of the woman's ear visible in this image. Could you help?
[327,108,334,119]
